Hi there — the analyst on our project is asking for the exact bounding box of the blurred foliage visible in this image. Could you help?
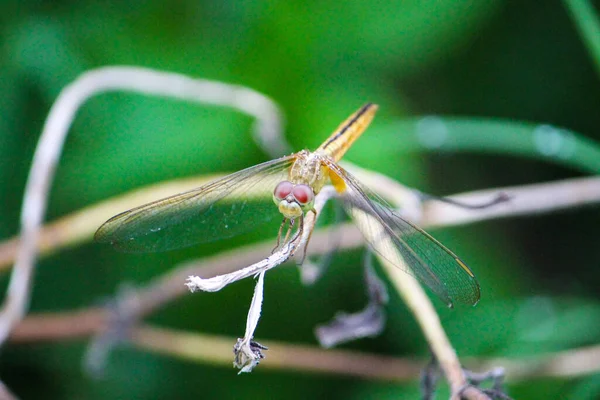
[1,1,600,399]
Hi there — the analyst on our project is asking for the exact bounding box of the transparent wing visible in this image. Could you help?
[324,160,480,306]
[95,155,296,252]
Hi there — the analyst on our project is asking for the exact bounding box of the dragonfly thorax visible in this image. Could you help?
[288,150,329,195]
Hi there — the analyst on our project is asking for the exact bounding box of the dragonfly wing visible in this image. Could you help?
[323,159,480,306]
[95,155,296,252]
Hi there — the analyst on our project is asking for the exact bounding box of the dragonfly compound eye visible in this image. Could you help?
[292,184,314,205]
[273,181,294,201]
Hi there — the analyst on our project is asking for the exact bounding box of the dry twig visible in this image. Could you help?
[9,319,600,384]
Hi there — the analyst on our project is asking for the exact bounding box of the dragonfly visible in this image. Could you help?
[95,104,480,306]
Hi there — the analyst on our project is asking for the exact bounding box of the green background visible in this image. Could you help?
[1,1,600,399]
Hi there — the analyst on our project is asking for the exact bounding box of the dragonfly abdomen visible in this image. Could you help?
[316,103,378,162]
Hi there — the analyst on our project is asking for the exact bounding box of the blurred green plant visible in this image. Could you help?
[564,0,600,77]
[1,1,600,399]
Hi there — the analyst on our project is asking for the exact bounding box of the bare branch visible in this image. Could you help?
[234,272,268,373]
[126,327,600,385]
[0,380,18,400]
[11,318,600,384]
[131,325,424,381]
[9,309,106,342]
[384,263,469,397]
[347,203,471,397]
[421,176,600,228]
[186,240,298,293]
[0,175,217,270]
[471,343,600,380]
[2,175,598,273]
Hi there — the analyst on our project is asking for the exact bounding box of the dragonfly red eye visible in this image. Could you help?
[292,184,314,205]
[274,181,294,200]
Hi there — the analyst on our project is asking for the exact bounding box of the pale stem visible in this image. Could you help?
[349,206,469,398]
[235,271,267,373]
[185,240,297,293]
[1,174,598,273]
[244,272,266,344]
[420,176,600,228]
[0,380,17,400]
[7,316,600,383]
[383,264,468,398]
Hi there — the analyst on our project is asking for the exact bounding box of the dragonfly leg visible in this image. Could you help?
[281,218,294,245]
[294,214,304,242]
[272,217,288,253]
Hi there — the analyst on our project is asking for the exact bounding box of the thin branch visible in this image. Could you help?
[234,271,268,373]
[131,325,423,381]
[1,174,598,273]
[10,309,106,342]
[0,66,286,347]
[10,318,600,384]
[382,262,469,398]
[347,203,474,398]
[186,239,299,293]
[471,344,600,380]
[421,176,600,228]
[0,175,217,270]
[0,380,18,400]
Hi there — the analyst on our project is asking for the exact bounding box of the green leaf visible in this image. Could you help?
[564,0,600,78]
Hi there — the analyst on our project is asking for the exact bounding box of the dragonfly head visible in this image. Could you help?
[273,180,315,219]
